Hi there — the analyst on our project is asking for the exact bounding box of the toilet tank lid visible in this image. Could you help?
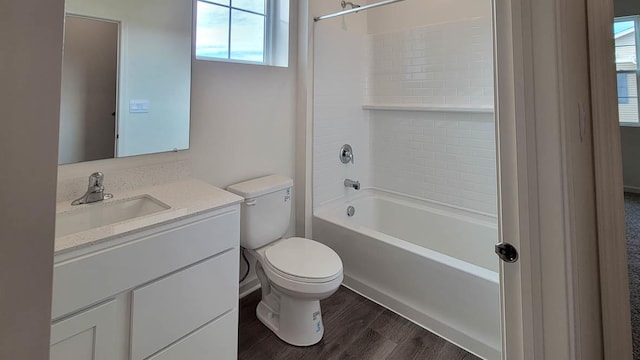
[226,175,293,199]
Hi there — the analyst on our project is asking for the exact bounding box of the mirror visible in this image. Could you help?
[59,0,192,165]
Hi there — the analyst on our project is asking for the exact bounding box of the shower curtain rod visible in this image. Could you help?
[314,0,406,22]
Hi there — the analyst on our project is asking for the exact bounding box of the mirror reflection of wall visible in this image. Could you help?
[60,16,118,165]
[59,0,192,165]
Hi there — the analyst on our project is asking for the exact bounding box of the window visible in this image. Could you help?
[615,16,640,124]
[195,0,289,67]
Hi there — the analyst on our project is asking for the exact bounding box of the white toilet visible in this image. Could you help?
[227,175,343,346]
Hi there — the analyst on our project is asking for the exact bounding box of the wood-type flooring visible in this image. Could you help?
[238,286,481,360]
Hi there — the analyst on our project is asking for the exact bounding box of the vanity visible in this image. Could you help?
[50,179,243,360]
[51,0,245,356]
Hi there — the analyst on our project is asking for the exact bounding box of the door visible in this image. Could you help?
[492,0,537,356]
[493,0,633,357]
[50,300,116,360]
[59,15,118,164]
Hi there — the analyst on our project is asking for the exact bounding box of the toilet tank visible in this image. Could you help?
[226,175,294,249]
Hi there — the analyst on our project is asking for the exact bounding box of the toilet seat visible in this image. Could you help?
[264,237,343,284]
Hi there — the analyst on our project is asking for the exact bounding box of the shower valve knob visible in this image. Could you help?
[340,144,354,164]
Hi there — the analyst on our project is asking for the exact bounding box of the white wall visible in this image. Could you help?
[366,0,492,34]
[0,0,64,359]
[310,0,368,34]
[615,0,640,191]
[66,0,192,158]
[615,0,640,17]
[59,16,118,164]
[188,60,297,188]
[621,129,640,191]
[313,25,372,206]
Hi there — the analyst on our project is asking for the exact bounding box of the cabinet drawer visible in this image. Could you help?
[130,250,238,360]
[52,207,239,319]
[146,309,238,360]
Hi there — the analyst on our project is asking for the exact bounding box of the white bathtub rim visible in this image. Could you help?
[313,191,500,282]
[315,213,499,283]
[315,186,498,225]
[342,276,501,360]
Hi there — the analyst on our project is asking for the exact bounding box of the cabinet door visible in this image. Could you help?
[50,299,116,360]
[147,309,238,360]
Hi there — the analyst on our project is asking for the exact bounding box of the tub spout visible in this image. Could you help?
[344,179,360,190]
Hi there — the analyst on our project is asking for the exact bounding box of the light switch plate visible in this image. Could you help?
[130,100,150,113]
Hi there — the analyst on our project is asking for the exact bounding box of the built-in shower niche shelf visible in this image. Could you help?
[362,104,494,113]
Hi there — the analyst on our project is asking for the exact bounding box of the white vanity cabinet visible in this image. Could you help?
[50,204,241,360]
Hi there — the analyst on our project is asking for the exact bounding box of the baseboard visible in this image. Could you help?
[624,185,640,194]
[239,278,260,299]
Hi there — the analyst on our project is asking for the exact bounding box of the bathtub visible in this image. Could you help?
[313,189,501,360]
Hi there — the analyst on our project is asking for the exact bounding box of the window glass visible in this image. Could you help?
[196,1,230,59]
[230,9,265,62]
[232,0,265,14]
[206,0,231,5]
[615,17,639,124]
[195,0,289,67]
[618,73,639,122]
[615,20,637,71]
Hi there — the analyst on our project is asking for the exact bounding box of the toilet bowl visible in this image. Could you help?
[250,237,343,346]
[227,175,343,346]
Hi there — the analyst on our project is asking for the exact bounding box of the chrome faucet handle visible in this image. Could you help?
[71,172,112,205]
[88,172,104,187]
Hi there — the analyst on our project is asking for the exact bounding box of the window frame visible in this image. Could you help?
[195,0,271,65]
[615,15,640,126]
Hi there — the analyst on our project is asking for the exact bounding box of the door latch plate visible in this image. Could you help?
[495,242,519,263]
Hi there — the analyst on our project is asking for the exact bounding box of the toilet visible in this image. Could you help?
[227,175,343,346]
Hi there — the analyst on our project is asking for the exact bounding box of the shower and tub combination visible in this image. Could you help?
[312,0,500,359]
[314,190,500,359]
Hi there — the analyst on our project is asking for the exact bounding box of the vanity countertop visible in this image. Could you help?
[54,179,244,256]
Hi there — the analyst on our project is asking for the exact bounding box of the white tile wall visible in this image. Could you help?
[313,16,497,214]
[371,111,497,214]
[313,25,372,206]
[366,17,494,107]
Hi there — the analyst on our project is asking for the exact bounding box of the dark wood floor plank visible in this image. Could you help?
[296,293,385,360]
[369,309,425,344]
[238,290,273,358]
[239,332,310,360]
[319,284,361,326]
[387,329,447,360]
[238,286,481,360]
[436,342,482,360]
[336,328,397,360]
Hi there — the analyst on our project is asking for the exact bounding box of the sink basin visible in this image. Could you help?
[56,195,171,237]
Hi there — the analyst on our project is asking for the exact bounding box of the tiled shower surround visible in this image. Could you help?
[367,17,494,107]
[313,26,371,207]
[314,16,497,214]
[371,110,497,214]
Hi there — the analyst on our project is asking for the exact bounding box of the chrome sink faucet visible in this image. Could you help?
[71,172,113,205]
[344,179,361,190]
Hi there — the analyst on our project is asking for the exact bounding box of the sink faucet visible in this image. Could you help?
[71,172,113,205]
[344,179,360,190]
